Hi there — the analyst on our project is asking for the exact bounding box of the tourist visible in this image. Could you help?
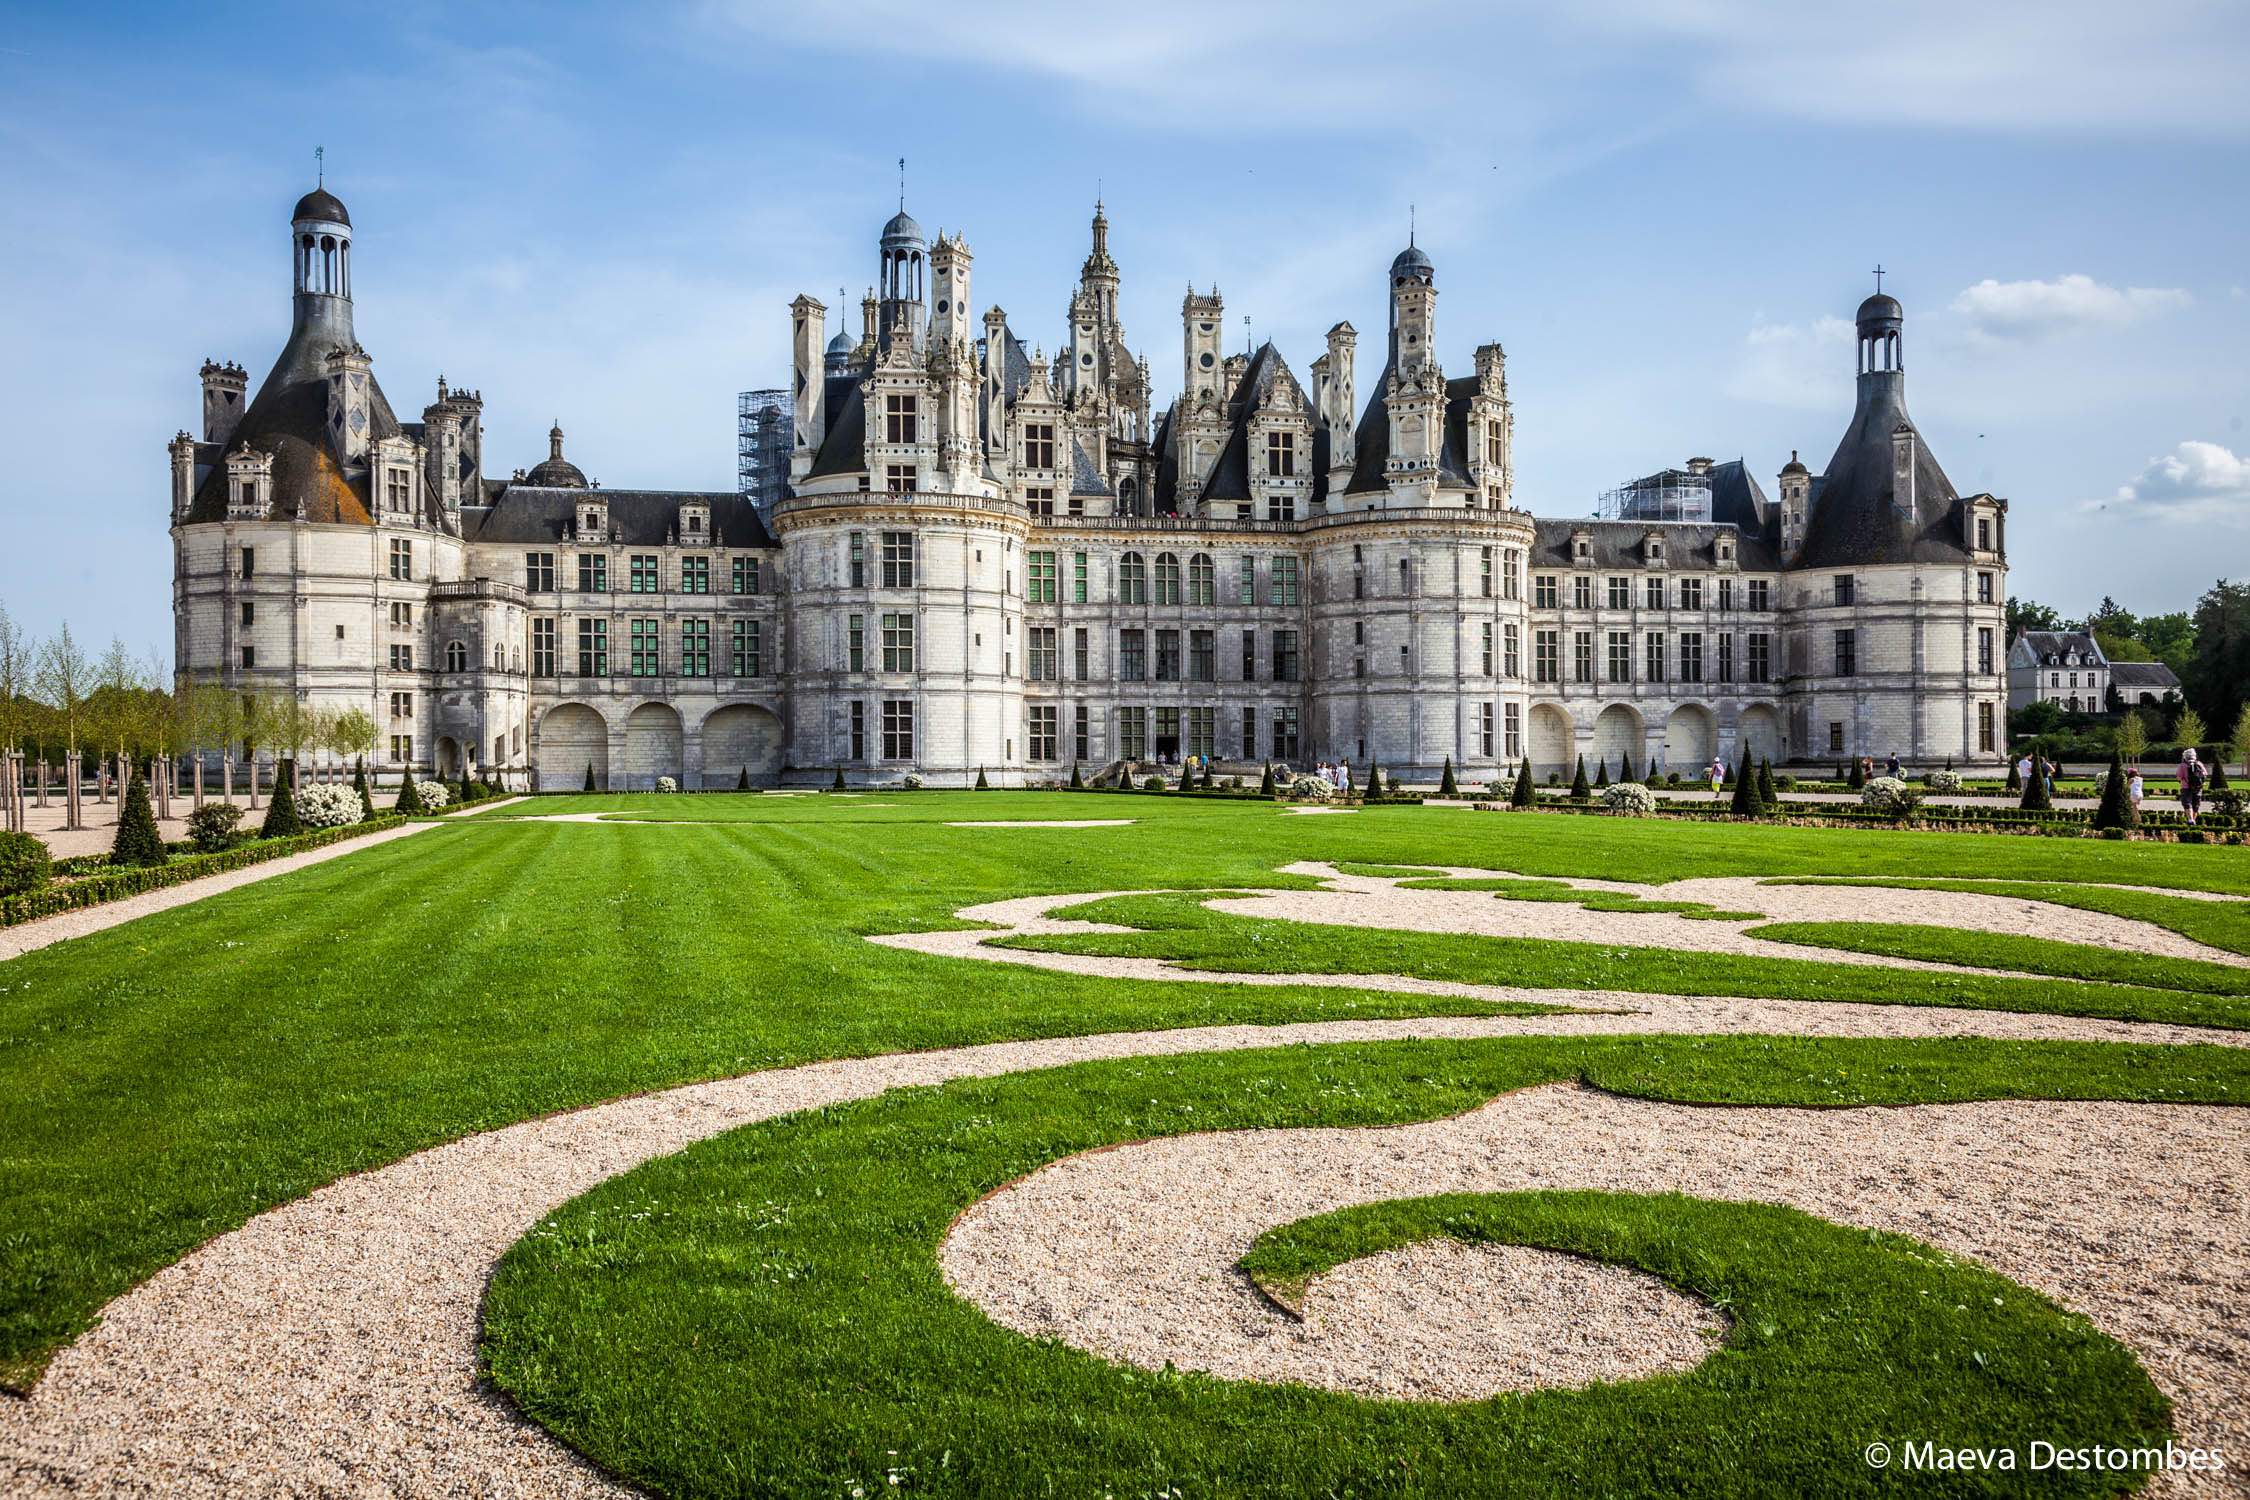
[1885,752,1902,778]
[2128,766,2145,815]
[2178,748,2207,826]
[2043,754,2057,800]
[2016,751,2034,787]
[1708,757,1724,795]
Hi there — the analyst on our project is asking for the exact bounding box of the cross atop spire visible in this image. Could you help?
[1873,263,1885,293]
[315,144,324,187]
[897,157,906,212]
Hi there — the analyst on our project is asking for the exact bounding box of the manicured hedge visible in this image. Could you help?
[0,816,407,928]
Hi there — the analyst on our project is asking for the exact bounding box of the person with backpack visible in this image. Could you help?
[2178,748,2207,826]
[1885,752,1902,779]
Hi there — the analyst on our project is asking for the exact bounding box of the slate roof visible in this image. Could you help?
[2108,661,2181,690]
[184,307,404,526]
[465,487,777,548]
[1794,371,1970,568]
[1529,517,1782,572]
[1069,438,1111,497]
[807,375,868,478]
[1341,361,1475,496]
[2015,630,2102,666]
[293,188,350,226]
[1201,342,1311,502]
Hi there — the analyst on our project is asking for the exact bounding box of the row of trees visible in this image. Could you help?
[0,604,378,823]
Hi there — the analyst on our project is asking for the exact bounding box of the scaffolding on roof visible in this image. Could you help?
[738,389,790,521]
[1596,470,1713,524]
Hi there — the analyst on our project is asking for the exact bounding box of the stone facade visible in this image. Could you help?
[171,188,2012,789]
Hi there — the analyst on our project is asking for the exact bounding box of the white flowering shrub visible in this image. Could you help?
[415,780,450,809]
[295,782,362,829]
[1861,776,1922,816]
[655,776,679,794]
[902,773,925,790]
[1923,768,1964,793]
[1289,775,1336,801]
[1601,782,1656,816]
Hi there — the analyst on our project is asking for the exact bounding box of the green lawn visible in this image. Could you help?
[483,1036,2207,1499]
[4,789,2247,1419]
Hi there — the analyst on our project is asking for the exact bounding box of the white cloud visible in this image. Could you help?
[2109,440,2250,524]
[1724,315,1854,409]
[1949,275,2190,341]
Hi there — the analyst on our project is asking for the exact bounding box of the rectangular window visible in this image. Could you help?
[1829,720,1845,753]
[1072,552,1089,603]
[1534,575,1559,609]
[1270,557,1300,607]
[240,546,256,579]
[881,612,915,672]
[1119,706,1147,760]
[850,700,866,761]
[1027,550,1058,603]
[1481,621,1494,677]
[1716,632,1734,683]
[1241,629,1257,682]
[240,645,255,669]
[577,618,607,676]
[1608,630,1632,682]
[1978,701,1995,752]
[848,532,865,588]
[1833,574,1855,606]
[884,392,918,444]
[1718,577,1733,612]
[1241,709,1257,761]
[881,532,913,588]
[631,618,662,677]
[1608,576,1629,609]
[390,734,412,765]
[1503,550,1521,601]
[1480,546,1494,598]
[578,553,607,593]
[1189,628,1215,682]
[1573,631,1593,683]
[1238,556,1256,606]
[526,553,556,592]
[1680,577,1703,611]
[881,700,914,760]
[886,463,917,494]
[1504,623,1521,679]
[1154,554,1181,605]
[1023,422,1055,470]
[1978,627,1995,675]
[847,614,864,672]
[1748,578,1769,612]
[1645,632,1666,682]
[1022,485,1053,518]
[1573,574,1592,609]
[1073,626,1089,681]
[1505,701,1523,759]
[1747,632,1771,683]
[1120,629,1147,682]
[630,554,660,593]
[1155,629,1181,682]
[1266,429,1296,478]
[732,555,760,595]
[388,691,413,720]
[388,643,413,671]
[1645,577,1665,610]
[1273,630,1300,683]
[1074,704,1090,762]
[1186,706,1216,760]
[531,618,556,676]
[732,618,761,677]
[1534,629,1559,683]
[1479,702,1495,757]
[681,557,710,594]
[1977,571,1994,604]
[1679,631,1703,683]
[385,467,411,512]
[1155,706,1181,758]
[1271,706,1301,761]
[1834,628,1857,676]
[1029,626,1057,680]
[680,618,711,677]
[240,600,255,628]
[389,538,412,580]
[1028,704,1058,761]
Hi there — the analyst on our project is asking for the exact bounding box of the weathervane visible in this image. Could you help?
[1409,202,1416,246]
[897,157,906,211]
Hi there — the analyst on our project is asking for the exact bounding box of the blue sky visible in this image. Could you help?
[3,0,2247,657]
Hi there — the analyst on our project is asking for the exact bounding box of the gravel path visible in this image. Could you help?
[0,821,440,963]
[943,1081,2248,1492]
[876,888,2249,1049]
[946,819,1137,828]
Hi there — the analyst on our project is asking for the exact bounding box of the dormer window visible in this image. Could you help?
[1717,538,1734,562]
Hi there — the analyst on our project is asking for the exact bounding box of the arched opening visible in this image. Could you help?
[535,703,608,791]
[1527,704,1574,778]
[435,736,462,779]
[701,704,783,788]
[1592,704,1644,776]
[623,702,684,790]
[1738,705,1783,768]
[1664,704,1716,771]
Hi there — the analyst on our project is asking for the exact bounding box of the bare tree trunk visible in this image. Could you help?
[249,753,261,809]
[193,752,205,810]
[37,755,48,809]
[66,740,82,830]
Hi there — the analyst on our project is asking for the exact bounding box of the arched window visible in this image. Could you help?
[1119,551,1147,605]
[1187,553,1215,605]
[446,639,468,673]
[1118,476,1139,515]
[1154,552,1181,606]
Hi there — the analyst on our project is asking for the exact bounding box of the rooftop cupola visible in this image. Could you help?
[525,421,588,488]
[290,180,355,346]
[1857,274,1904,381]
[878,174,928,354]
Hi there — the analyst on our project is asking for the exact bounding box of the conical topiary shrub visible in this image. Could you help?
[2211,758,2231,791]
[458,767,473,806]
[352,759,375,821]
[1259,763,1275,798]
[113,769,166,867]
[2005,755,2021,793]
[1366,760,1381,800]
[1847,758,1866,791]
[1593,758,1610,790]
[1570,754,1590,800]
[738,765,750,791]
[396,770,426,815]
[1618,750,1636,785]
[1758,757,1777,810]
[2091,748,2135,831]
[833,766,847,791]
[584,762,597,793]
[1069,763,1084,790]
[1438,756,1457,797]
[2019,744,2051,811]
[262,759,302,838]
[975,766,991,790]
[1511,759,1535,808]
[1729,760,1759,816]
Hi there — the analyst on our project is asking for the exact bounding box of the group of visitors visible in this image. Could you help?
[2015,751,2058,801]
[1313,760,1355,793]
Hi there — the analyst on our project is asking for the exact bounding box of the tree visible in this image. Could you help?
[1593,757,1609,790]
[2174,706,2207,753]
[1365,758,1381,799]
[112,769,166,866]
[2232,705,2250,780]
[1847,757,1866,790]
[1757,757,1777,810]
[1570,754,1590,800]
[1510,759,1534,808]
[2139,612,2195,677]
[833,766,847,791]
[240,691,273,807]
[2005,755,2021,792]
[0,603,29,757]
[2091,748,2136,832]
[1617,749,1636,784]
[261,759,302,837]
[738,765,751,790]
[2006,597,2065,639]
[34,623,92,829]
[974,765,990,790]
[1438,755,1457,796]
[2019,742,2051,811]
[1258,763,1274,797]
[583,762,597,792]
[396,771,426,814]
[2182,579,2250,736]
[1069,763,1083,790]
[352,758,375,821]
[331,708,376,781]
[2117,709,2148,766]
